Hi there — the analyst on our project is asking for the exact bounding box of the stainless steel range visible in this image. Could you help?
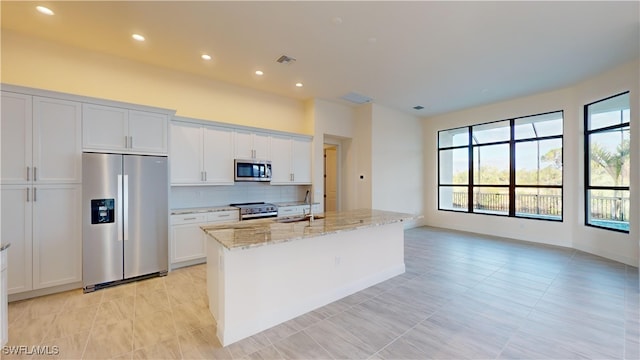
[231,202,278,220]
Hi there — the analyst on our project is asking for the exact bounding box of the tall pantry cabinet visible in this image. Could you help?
[1,91,82,294]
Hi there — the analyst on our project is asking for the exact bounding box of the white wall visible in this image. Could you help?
[309,99,357,211]
[371,104,424,226]
[423,59,639,266]
[1,30,309,134]
[354,105,373,209]
[572,60,639,266]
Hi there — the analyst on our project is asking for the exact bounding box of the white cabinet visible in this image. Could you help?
[170,210,238,268]
[1,242,8,346]
[170,122,234,185]
[82,103,168,155]
[1,184,82,294]
[1,91,82,295]
[1,93,82,185]
[1,186,31,294]
[234,129,270,160]
[270,135,312,185]
[277,204,320,218]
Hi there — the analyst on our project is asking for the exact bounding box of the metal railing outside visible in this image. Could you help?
[450,191,629,222]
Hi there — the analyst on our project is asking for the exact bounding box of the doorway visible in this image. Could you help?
[324,145,338,212]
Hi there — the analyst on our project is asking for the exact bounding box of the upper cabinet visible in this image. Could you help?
[270,135,312,185]
[170,121,234,185]
[1,92,82,185]
[82,103,168,155]
[234,129,270,160]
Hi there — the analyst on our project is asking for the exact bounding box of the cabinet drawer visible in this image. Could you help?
[171,213,207,225]
[207,211,238,223]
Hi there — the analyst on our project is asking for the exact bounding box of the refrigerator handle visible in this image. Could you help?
[123,174,129,241]
[117,175,123,241]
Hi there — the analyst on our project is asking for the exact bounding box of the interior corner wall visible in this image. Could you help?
[354,104,373,209]
[311,99,358,211]
[423,59,639,266]
[1,30,306,134]
[370,104,424,226]
[572,60,639,266]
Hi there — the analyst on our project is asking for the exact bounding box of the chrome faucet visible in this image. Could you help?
[303,190,314,221]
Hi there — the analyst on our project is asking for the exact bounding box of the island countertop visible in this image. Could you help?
[202,208,421,251]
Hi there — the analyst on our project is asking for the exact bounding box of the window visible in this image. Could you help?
[438,111,563,220]
[585,92,630,232]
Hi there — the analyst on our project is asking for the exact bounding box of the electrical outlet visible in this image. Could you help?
[334,256,341,266]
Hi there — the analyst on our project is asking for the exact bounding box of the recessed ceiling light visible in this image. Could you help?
[255,70,264,76]
[295,83,303,88]
[132,34,145,42]
[36,6,54,16]
[201,54,212,61]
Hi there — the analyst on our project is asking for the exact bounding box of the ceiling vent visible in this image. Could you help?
[340,92,373,104]
[276,55,296,64]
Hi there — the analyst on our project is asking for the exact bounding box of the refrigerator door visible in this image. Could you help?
[123,155,168,279]
[82,153,123,288]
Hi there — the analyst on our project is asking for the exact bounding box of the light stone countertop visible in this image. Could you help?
[171,206,238,215]
[273,201,321,207]
[202,209,421,251]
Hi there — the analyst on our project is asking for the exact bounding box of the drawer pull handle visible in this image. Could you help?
[183,217,197,220]
[218,214,231,217]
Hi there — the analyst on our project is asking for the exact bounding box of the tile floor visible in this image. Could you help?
[4,226,640,359]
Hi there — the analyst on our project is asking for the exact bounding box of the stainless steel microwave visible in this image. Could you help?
[234,159,272,182]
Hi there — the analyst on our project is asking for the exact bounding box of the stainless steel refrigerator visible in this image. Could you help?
[82,153,168,292]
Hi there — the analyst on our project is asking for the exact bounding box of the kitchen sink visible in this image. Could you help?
[275,215,324,223]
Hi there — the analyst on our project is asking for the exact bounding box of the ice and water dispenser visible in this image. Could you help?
[91,199,115,224]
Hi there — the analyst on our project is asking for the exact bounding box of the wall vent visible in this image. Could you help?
[276,55,296,64]
[340,92,373,104]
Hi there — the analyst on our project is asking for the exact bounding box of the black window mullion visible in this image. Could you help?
[467,126,473,212]
[509,119,516,216]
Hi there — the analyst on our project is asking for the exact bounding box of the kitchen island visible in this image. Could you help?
[202,209,418,346]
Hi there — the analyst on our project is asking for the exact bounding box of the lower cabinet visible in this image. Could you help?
[1,184,82,295]
[170,210,238,269]
[277,204,320,218]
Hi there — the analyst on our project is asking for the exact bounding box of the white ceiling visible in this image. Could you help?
[2,1,639,117]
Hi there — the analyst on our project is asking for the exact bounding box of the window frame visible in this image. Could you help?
[437,110,564,221]
[584,91,630,233]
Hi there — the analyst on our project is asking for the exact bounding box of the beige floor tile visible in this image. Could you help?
[94,295,135,327]
[178,325,233,359]
[40,330,90,360]
[44,304,98,340]
[166,282,206,307]
[226,332,271,359]
[64,289,103,310]
[132,337,182,360]
[6,312,57,346]
[101,283,137,303]
[132,309,176,350]
[7,299,31,326]
[135,276,166,293]
[134,288,171,318]
[22,291,71,319]
[83,319,133,360]
[6,227,636,359]
[172,299,216,334]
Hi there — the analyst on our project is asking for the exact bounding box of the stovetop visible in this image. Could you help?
[230,202,278,220]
